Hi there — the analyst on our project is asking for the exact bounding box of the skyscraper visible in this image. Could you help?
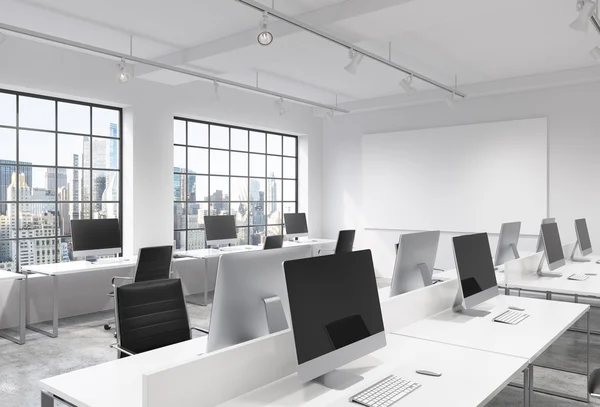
[0,160,32,215]
[45,168,67,193]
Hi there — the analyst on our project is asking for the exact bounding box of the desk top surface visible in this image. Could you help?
[23,259,136,275]
[0,270,23,281]
[40,334,526,407]
[217,335,527,407]
[40,337,208,407]
[395,294,588,361]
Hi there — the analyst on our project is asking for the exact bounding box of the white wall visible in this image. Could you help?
[322,82,600,277]
[0,37,324,329]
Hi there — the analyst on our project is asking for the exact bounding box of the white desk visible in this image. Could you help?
[0,270,26,344]
[39,334,528,407]
[394,295,590,404]
[23,259,136,339]
[40,337,208,407]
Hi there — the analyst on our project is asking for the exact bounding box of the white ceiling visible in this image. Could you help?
[2,0,600,109]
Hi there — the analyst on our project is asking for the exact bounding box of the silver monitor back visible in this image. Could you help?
[206,245,313,353]
[494,221,521,266]
[536,218,555,252]
[390,231,440,297]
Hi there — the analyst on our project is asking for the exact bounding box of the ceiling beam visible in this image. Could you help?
[135,0,415,77]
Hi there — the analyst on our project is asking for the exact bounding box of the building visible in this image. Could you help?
[0,160,32,215]
[45,168,67,193]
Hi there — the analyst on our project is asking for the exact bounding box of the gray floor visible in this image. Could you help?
[0,281,599,407]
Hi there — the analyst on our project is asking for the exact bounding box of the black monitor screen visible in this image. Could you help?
[284,213,308,235]
[576,218,592,252]
[204,215,237,242]
[453,233,497,299]
[71,219,121,252]
[542,222,564,264]
[284,250,384,365]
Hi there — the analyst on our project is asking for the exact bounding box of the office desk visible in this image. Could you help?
[216,335,528,407]
[394,295,590,404]
[40,337,207,407]
[39,334,528,407]
[23,260,136,339]
[0,270,26,344]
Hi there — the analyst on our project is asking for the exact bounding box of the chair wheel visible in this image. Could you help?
[114,332,117,339]
[104,324,111,331]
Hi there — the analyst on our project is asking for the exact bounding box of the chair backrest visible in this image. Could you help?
[134,245,173,283]
[335,230,356,254]
[115,279,191,357]
[263,235,284,250]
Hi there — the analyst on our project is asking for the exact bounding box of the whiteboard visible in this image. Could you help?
[361,118,547,235]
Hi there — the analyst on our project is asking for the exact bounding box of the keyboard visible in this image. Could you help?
[219,246,244,252]
[568,273,589,281]
[349,375,420,407]
[493,310,529,325]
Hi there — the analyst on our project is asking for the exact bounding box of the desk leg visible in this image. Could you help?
[523,366,533,407]
[204,257,208,306]
[505,286,510,296]
[575,294,579,304]
[26,274,58,338]
[41,391,54,407]
[588,310,591,403]
[0,277,26,345]
[546,292,552,301]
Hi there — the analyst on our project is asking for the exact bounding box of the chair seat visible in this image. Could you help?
[589,368,600,397]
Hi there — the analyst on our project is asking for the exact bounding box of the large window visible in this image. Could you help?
[173,118,298,250]
[0,90,122,271]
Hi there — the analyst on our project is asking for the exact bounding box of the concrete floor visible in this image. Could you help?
[1,282,599,407]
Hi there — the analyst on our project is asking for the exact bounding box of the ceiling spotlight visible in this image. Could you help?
[116,58,129,83]
[275,97,287,115]
[400,74,416,94]
[445,93,457,108]
[344,49,364,75]
[257,12,273,46]
[591,46,600,61]
[212,80,221,101]
[326,109,335,120]
[570,0,597,32]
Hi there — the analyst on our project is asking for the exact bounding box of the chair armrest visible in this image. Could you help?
[191,327,209,335]
[433,268,445,272]
[111,276,133,285]
[318,249,335,255]
[110,343,136,356]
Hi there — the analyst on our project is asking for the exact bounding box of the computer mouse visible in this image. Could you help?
[415,370,442,377]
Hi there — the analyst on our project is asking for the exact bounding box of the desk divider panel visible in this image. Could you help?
[504,252,544,281]
[380,279,459,332]
[562,241,576,260]
[142,330,296,407]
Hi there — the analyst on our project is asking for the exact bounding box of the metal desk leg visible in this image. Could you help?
[41,391,54,407]
[523,366,532,407]
[184,257,209,307]
[588,310,591,403]
[26,273,58,338]
[546,291,552,300]
[505,286,510,296]
[0,276,26,345]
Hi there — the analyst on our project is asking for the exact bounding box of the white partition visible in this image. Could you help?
[504,252,544,281]
[142,330,296,407]
[361,118,548,235]
[380,279,459,333]
[563,241,576,260]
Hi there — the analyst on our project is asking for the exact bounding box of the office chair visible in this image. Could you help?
[110,278,207,358]
[264,235,284,250]
[589,369,600,398]
[104,245,174,331]
[318,230,356,255]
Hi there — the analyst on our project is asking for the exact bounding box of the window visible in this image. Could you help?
[0,90,122,271]
[173,118,298,250]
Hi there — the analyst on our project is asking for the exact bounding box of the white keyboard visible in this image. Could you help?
[350,375,420,407]
[219,246,244,252]
[493,310,529,325]
[568,273,589,281]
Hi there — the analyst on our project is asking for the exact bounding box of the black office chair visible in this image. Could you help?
[104,245,174,331]
[319,230,356,255]
[264,235,284,250]
[111,278,207,358]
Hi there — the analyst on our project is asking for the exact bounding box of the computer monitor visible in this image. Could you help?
[284,250,385,389]
[204,215,237,246]
[453,233,498,312]
[389,231,440,297]
[494,221,521,267]
[206,245,312,353]
[71,219,121,261]
[574,218,593,258]
[540,222,566,271]
[284,213,308,240]
[536,218,556,252]
[263,235,284,250]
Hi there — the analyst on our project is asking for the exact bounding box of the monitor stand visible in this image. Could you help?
[313,370,364,390]
[417,263,433,286]
[263,296,289,334]
[456,308,491,317]
[536,253,562,277]
[570,240,592,263]
[85,256,98,263]
[494,244,520,272]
